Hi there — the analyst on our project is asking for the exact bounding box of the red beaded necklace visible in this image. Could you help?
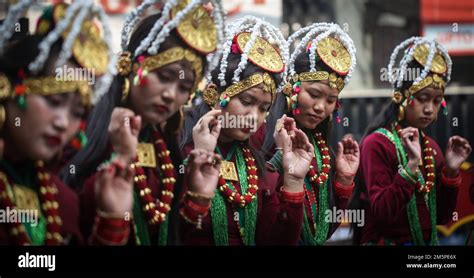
[133,130,176,226]
[394,124,435,193]
[0,161,63,245]
[217,147,258,208]
[304,132,331,222]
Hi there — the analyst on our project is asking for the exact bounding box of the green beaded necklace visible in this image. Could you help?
[131,126,169,246]
[0,160,47,245]
[301,133,330,245]
[211,143,258,246]
[374,123,438,246]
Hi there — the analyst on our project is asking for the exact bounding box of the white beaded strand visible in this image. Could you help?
[92,3,118,104]
[388,36,452,90]
[147,0,201,55]
[28,1,84,73]
[54,1,94,70]
[121,0,157,50]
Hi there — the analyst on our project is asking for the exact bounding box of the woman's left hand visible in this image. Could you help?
[445,135,472,176]
[335,136,360,185]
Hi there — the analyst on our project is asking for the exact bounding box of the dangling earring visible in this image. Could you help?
[289,81,301,115]
[397,105,405,122]
[71,121,87,150]
[0,105,5,131]
[282,82,293,113]
[441,98,448,116]
[121,78,130,104]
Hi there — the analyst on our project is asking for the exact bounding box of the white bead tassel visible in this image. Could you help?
[92,4,118,104]
[232,21,262,84]
[133,0,178,57]
[206,0,226,77]
[121,0,158,50]
[28,1,84,73]
[147,0,202,55]
[287,25,327,76]
[54,2,93,70]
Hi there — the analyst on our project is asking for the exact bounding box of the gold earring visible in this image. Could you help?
[285,95,292,114]
[121,78,130,103]
[0,105,5,131]
[397,105,405,122]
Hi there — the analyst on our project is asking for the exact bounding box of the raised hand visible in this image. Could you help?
[187,149,222,204]
[281,127,314,192]
[335,135,360,185]
[445,135,472,176]
[274,114,297,149]
[108,107,141,163]
[399,127,421,173]
[95,159,135,217]
[192,109,222,152]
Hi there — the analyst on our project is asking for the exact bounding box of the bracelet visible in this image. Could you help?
[186,190,215,201]
[97,209,128,220]
[280,186,305,203]
[180,208,205,230]
[90,214,130,245]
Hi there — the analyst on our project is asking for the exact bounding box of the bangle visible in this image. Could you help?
[97,210,128,220]
[186,190,215,201]
[280,186,305,203]
[180,208,205,230]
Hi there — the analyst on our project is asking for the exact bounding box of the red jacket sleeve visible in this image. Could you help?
[256,169,304,245]
[360,133,416,225]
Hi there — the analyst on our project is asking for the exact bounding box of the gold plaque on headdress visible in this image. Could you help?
[72,21,109,75]
[137,143,157,168]
[413,44,447,75]
[219,160,239,181]
[52,3,109,75]
[316,37,351,75]
[236,32,285,73]
[171,0,217,54]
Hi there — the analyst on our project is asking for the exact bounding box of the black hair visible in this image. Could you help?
[180,51,283,175]
[348,58,448,244]
[60,13,210,245]
[0,34,72,80]
[263,50,335,158]
[61,13,208,190]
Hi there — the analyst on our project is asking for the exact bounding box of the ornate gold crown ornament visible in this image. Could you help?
[316,37,352,75]
[235,32,285,74]
[171,0,218,55]
[202,73,277,107]
[36,2,109,75]
[0,74,92,107]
